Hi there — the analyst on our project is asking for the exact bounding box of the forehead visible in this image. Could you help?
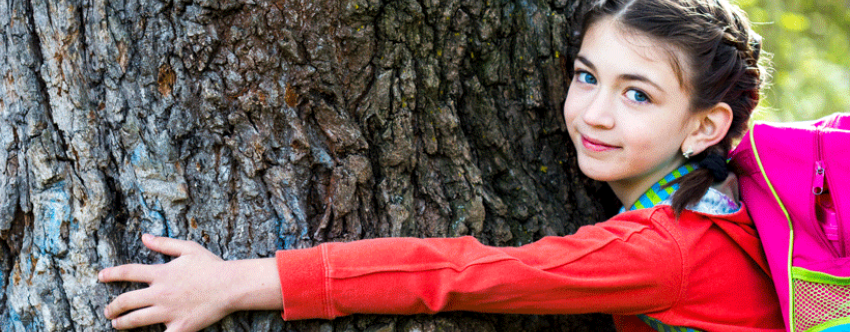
[580,18,689,90]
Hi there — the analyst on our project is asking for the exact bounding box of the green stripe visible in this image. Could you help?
[646,189,662,205]
[808,317,850,332]
[791,267,850,285]
[749,124,796,328]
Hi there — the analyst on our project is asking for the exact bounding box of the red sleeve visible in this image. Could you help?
[276,210,684,321]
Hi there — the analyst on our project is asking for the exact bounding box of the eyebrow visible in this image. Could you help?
[575,55,666,93]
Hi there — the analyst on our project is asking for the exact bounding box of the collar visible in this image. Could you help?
[619,164,696,214]
[618,163,741,215]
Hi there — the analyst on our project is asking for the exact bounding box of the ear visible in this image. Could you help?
[682,102,733,155]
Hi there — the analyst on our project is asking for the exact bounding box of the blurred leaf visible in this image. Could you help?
[780,12,810,31]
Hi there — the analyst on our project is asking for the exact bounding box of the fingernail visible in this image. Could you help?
[98,270,104,281]
[142,233,153,241]
[104,307,109,318]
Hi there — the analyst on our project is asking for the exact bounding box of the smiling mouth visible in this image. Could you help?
[581,135,619,152]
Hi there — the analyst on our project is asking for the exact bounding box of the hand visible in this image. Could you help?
[99,234,236,332]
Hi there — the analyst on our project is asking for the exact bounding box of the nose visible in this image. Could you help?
[581,91,615,129]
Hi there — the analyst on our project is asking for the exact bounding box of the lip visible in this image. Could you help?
[580,135,619,152]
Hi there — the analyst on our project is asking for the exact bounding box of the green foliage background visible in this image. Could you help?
[737,0,850,122]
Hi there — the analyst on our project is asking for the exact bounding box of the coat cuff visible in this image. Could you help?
[276,245,330,321]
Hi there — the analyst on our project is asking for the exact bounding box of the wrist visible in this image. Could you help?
[225,258,283,313]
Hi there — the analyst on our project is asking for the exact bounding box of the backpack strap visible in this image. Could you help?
[748,123,797,329]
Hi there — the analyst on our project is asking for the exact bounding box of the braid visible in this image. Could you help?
[669,1,766,212]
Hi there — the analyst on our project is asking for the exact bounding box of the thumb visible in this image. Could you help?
[142,234,197,257]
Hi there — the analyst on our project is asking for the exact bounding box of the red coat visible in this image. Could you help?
[275,204,784,331]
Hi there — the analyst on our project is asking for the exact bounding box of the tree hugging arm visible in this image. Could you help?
[98,234,282,332]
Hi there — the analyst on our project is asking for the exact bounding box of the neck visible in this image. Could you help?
[608,160,688,209]
[609,182,649,211]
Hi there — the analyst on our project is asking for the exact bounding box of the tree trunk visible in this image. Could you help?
[0,0,618,330]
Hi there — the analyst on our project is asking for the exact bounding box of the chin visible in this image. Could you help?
[576,158,620,182]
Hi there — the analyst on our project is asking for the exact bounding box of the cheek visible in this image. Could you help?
[629,123,681,158]
[563,87,581,126]
[627,124,660,149]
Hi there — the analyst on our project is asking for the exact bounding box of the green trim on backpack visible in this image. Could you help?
[749,125,797,330]
[807,316,850,332]
[792,267,850,285]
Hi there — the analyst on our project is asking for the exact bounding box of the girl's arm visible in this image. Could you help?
[99,234,282,332]
[277,211,683,320]
[101,210,682,330]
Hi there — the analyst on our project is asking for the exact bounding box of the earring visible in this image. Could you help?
[683,147,694,159]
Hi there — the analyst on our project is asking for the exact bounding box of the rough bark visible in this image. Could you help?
[0,0,618,330]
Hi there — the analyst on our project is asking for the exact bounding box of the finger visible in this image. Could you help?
[104,288,155,319]
[142,234,200,257]
[110,306,167,330]
[99,264,156,284]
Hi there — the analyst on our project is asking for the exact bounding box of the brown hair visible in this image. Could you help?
[581,0,768,213]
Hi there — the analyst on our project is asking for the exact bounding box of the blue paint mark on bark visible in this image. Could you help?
[34,181,71,256]
[130,144,145,166]
[4,306,36,331]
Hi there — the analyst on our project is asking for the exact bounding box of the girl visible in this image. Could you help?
[99,0,785,331]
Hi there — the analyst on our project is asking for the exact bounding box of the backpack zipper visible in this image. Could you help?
[813,128,825,196]
[814,124,846,257]
[813,161,825,195]
[813,128,835,254]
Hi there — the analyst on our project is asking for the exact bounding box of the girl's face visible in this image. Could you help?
[564,18,698,206]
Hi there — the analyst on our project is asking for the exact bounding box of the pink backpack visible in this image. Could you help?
[729,113,850,332]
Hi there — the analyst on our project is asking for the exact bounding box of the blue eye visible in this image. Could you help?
[576,72,597,85]
[626,89,650,103]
